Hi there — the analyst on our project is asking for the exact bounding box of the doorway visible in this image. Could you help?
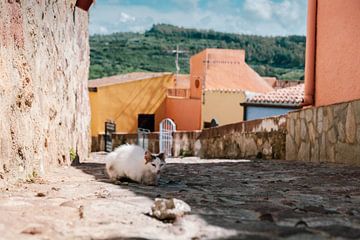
[138,114,155,132]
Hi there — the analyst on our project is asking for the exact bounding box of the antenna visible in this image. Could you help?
[171,45,187,87]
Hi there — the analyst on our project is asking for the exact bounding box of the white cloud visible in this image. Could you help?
[119,12,135,23]
[89,0,307,36]
[244,0,273,20]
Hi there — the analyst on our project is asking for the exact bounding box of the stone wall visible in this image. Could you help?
[197,116,287,159]
[95,133,160,154]
[94,131,200,157]
[92,117,286,160]
[0,1,90,181]
[173,131,201,157]
[287,99,360,164]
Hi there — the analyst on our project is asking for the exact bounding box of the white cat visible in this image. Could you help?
[105,144,166,185]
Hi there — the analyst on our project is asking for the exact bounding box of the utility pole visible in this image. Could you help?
[172,45,187,87]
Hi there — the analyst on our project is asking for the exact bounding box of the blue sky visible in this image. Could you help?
[90,0,307,36]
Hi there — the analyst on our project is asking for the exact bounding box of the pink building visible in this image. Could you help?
[304,0,360,107]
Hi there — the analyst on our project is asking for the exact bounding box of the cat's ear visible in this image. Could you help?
[144,150,152,164]
[158,152,165,160]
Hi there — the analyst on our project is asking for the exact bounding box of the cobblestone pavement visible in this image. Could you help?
[1,154,360,239]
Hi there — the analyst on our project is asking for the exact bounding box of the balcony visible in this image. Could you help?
[167,88,190,98]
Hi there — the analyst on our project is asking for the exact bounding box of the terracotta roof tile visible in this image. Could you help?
[245,84,304,107]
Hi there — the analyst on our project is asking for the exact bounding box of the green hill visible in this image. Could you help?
[89,24,305,80]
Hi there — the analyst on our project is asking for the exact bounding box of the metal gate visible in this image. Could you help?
[159,118,176,157]
[138,128,150,150]
[104,121,116,152]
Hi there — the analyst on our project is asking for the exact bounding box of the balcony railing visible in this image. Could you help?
[167,88,190,98]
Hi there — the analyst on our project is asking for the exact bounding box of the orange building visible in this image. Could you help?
[190,49,273,94]
[89,49,274,135]
[165,73,201,131]
[165,49,274,130]
[171,49,273,128]
[304,0,360,107]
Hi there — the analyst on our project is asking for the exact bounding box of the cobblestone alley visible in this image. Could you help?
[0,153,360,239]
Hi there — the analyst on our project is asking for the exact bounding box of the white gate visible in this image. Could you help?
[159,118,176,157]
[137,128,150,150]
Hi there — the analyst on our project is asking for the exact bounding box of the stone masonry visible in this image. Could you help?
[287,99,360,165]
[93,116,287,160]
[0,1,90,182]
[198,116,287,159]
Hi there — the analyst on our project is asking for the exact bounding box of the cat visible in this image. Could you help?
[105,144,166,185]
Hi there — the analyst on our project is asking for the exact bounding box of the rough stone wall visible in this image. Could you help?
[96,133,160,154]
[197,116,287,159]
[0,1,90,181]
[173,131,201,157]
[287,99,360,164]
[95,131,200,157]
[93,117,286,160]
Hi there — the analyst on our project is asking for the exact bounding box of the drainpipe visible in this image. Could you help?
[303,0,317,106]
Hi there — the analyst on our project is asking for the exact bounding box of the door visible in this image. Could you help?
[138,114,155,132]
[159,118,176,157]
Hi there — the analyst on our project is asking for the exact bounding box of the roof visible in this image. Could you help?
[244,84,304,107]
[205,88,245,94]
[174,74,190,89]
[263,77,277,88]
[192,49,273,93]
[88,72,173,88]
[205,63,273,93]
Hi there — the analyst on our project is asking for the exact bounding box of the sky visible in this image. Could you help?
[89,0,307,36]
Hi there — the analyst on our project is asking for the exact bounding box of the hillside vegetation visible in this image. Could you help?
[90,24,305,80]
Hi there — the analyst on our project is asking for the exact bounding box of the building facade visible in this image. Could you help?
[242,84,304,121]
[304,0,360,107]
[89,72,174,136]
[189,49,273,127]
[89,49,274,138]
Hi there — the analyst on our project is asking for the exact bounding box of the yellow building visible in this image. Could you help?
[89,72,174,136]
[202,89,246,127]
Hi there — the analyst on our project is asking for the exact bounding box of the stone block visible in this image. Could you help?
[288,118,295,137]
[244,138,258,157]
[286,135,297,161]
[300,119,308,141]
[150,198,191,221]
[261,140,272,158]
[305,109,313,122]
[308,122,317,144]
[317,107,323,134]
[323,107,334,132]
[337,122,346,143]
[327,127,337,144]
[310,141,319,162]
[333,103,347,119]
[335,143,356,164]
[297,142,310,161]
[326,144,335,163]
[356,145,360,165]
[354,100,360,124]
[300,110,305,119]
[319,133,326,162]
[345,103,356,144]
[295,119,301,146]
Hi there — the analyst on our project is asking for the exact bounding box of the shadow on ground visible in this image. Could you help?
[74,157,360,239]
